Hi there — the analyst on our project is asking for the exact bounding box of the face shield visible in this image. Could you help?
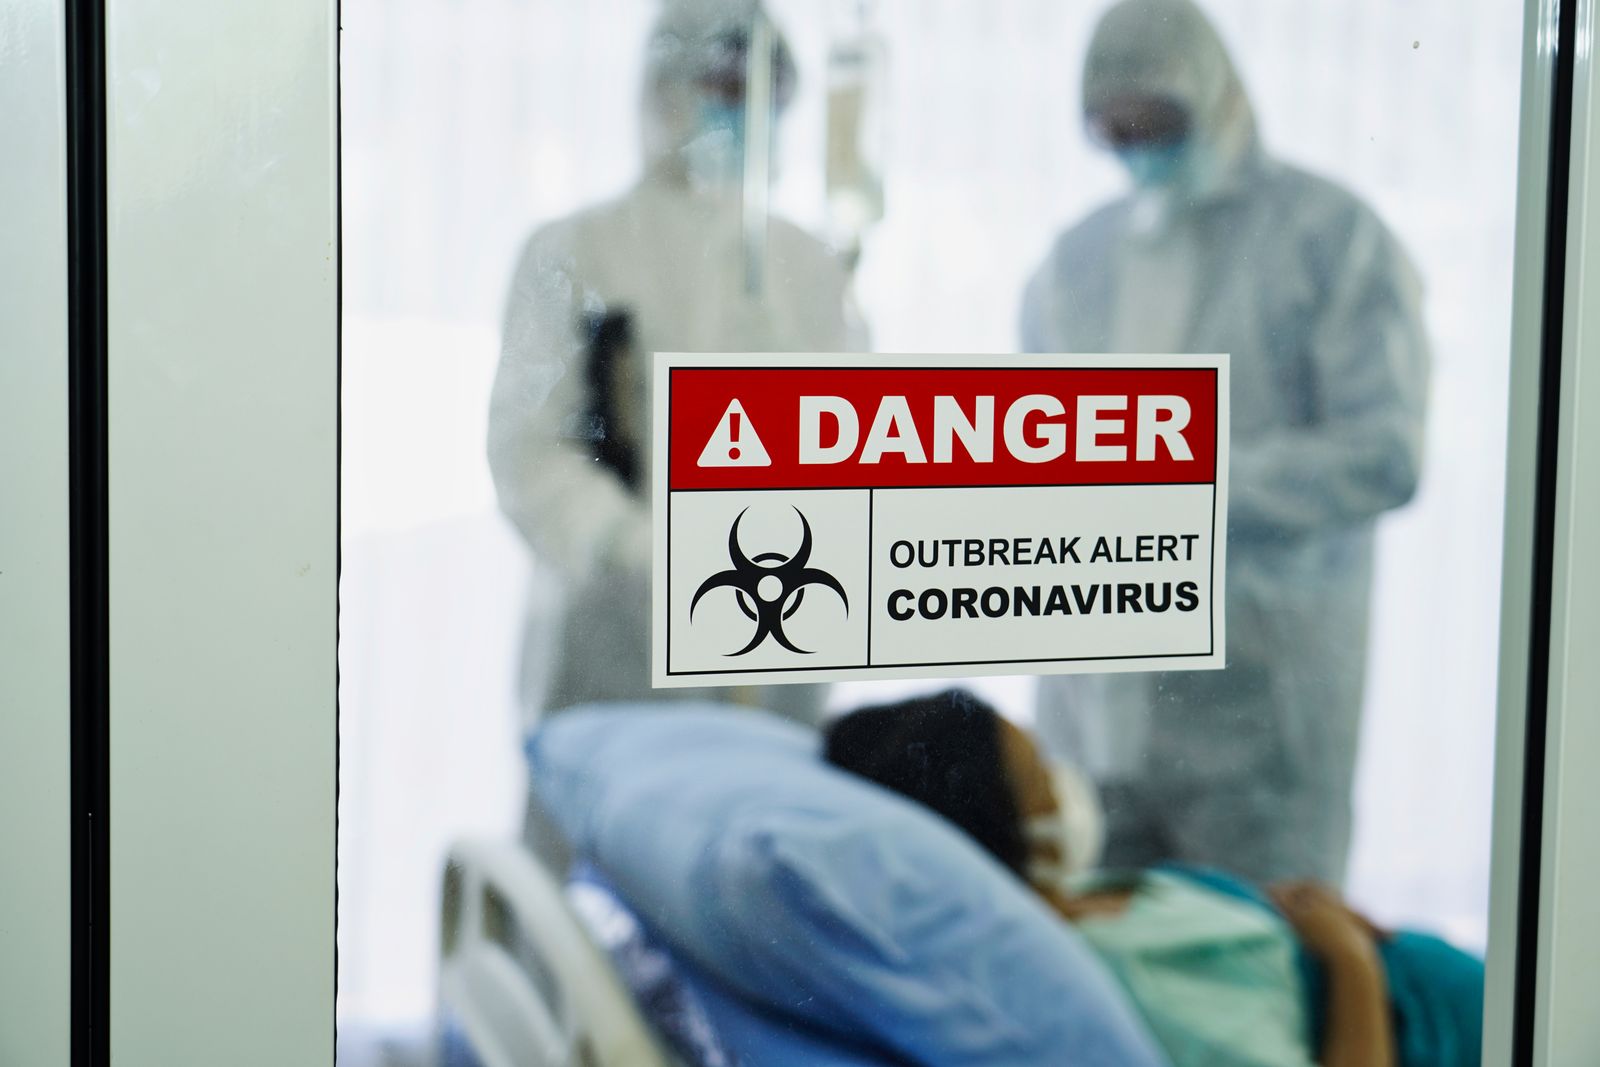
[1087,93,1195,189]
[1080,0,1255,196]
[642,0,798,190]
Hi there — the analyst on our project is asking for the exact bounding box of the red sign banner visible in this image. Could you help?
[667,366,1219,491]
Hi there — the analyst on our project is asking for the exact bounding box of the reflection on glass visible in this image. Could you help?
[338,0,1516,1063]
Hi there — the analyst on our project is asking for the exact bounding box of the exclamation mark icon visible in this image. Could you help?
[696,398,772,468]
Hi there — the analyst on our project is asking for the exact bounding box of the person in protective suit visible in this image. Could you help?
[489,0,868,727]
[1022,0,1430,884]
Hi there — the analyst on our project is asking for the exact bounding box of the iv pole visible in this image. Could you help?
[741,10,775,297]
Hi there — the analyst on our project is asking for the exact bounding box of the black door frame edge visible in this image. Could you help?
[65,0,110,1063]
[1513,0,1577,1061]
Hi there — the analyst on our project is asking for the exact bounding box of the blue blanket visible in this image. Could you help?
[1164,866,1484,1067]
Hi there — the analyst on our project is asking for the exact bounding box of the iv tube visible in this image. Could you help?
[741,10,776,297]
[826,0,887,265]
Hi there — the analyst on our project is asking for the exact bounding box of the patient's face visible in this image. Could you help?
[997,720,1061,820]
[997,720,1070,875]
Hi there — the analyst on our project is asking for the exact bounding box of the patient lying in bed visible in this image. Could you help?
[823,689,1484,1067]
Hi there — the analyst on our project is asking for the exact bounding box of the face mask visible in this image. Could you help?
[1025,761,1106,888]
[683,99,747,189]
[1116,141,1189,189]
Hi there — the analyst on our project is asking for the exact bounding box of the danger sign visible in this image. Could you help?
[652,353,1230,687]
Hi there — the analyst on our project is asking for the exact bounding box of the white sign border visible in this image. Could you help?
[651,352,1230,689]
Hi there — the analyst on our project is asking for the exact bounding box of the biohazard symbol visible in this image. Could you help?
[690,507,849,656]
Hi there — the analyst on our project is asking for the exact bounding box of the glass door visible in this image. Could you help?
[33,0,1600,1062]
[337,2,1538,1065]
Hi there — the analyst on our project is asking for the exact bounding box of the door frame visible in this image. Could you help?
[77,0,339,1062]
[29,0,1600,1062]
[1488,0,1600,1061]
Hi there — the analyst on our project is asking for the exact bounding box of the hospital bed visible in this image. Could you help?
[437,704,1167,1067]
[436,839,676,1067]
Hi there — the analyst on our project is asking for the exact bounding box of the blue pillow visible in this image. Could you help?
[685,960,914,1067]
[568,861,896,1067]
[528,704,1167,1067]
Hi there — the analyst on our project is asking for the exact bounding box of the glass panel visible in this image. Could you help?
[339,1,1518,1062]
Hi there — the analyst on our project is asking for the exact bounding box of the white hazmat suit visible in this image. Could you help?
[1022,0,1429,884]
[489,0,867,725]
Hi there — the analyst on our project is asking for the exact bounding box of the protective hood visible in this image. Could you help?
[641,0,797,181]
[1082,0,1260,204]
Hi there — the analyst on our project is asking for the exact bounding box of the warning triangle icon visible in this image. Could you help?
[697,399,772,468]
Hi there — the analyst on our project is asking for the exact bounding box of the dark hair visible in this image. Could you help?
[823,689,1028,876]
